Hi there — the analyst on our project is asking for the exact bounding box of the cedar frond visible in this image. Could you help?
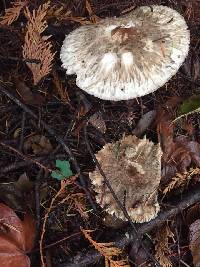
[23,1,55,85]
[82,229,130,267]
[47,4,72,20]
[162,167,200,195]
[52,71,70,103]
[47,3,90,25]
[0,1,28,25]
[86,0,100,23]
[155,224,174,267]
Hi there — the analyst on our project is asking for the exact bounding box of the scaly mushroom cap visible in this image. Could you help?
[60,5,190,101]
[89,135,162,223]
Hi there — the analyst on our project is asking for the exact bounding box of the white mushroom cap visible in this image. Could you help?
[89,135,162,223]
[60,5,190,101]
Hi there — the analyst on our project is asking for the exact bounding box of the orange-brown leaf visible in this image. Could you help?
[21,214,36,252]
[0,203,36,267]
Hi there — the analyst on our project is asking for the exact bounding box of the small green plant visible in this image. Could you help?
[51,160,73,180]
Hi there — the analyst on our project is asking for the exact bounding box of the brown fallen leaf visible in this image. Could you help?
[182,54,200,81]
[129,239,150,267]
[0,203,36,267]
[15,173,34,193]
[186,203,200,226]
[89,111,106,133]
[132,110,156,137]
[24,134,53,155]
[161,135,200,186]
[189,219,200,267]
[14,78,45,106]
[156,107,200,187]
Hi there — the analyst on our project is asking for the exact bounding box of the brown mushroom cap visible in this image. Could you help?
[61,5,190,101]
[89,135,162,223]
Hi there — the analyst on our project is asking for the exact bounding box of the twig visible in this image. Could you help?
[40,186,63,266]
[35,169,42,230]
[43,232,81,250]
[30,169,43,267]
[0,160,36,174]
[19,111,26,151]
[83,124,160,266]
[30,232,81,253]
[0,142,52,172]
[56,184,200,267]
[179,71,200,87]
[0,55,41,64]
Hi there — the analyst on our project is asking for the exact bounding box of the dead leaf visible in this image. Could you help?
[21,214,36,252]
[89,112,106,133]
[24,135,53,155]
[15,78,45,106]
[189,219,200,267]
[0,203,36,267]
[15,173,34,193]
[129,239,150,267]
[186,203,200,226]
[132,110,156,137]
[156,107,200,187]
[0,173,34,211]
[102,214,125,229]
[182,55,200,81]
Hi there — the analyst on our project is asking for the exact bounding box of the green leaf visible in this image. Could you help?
[174,95,200,122]
[51,160,73,180]
[179,95,200,115]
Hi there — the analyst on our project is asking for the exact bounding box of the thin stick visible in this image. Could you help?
[0,142,52,172]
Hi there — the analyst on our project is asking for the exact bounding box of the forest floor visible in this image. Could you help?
[0,0,200,267]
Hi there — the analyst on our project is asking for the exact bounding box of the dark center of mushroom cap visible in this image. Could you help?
[111,26,137,44]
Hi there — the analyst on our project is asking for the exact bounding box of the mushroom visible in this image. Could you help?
[89,135,162,223]
[60,5,190,101]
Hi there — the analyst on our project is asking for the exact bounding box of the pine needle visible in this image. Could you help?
[81,228,130,267]
[23,1,55,85]
[0,1,28,26]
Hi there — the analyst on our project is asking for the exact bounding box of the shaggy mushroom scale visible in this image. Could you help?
[89,135,162,223]
[61,5,190,100]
